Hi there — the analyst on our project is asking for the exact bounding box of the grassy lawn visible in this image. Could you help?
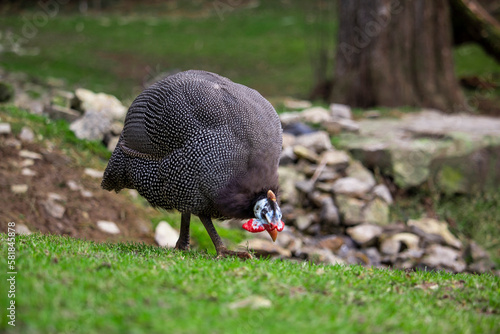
[0,1,322,101]
[1,1,498,103]
[1,233,499,334]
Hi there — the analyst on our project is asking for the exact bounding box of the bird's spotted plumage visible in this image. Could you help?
[102,70,282,257]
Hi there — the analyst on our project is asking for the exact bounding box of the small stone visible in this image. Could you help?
[0,123,12,135]
[331,118,360,132]
[363,198,389,226]
[21,168,36,176]
[319,196,340,226]
[107,136,120,152]
[110,121,124,135]
[295,213,315,231]
[372,184,393,204]
[323,120,343,136]
[298,246,345,265]
[317,235,344,252]
[294,131,332,153]
[279,112,302,126]
[283,122,316,136]
[84,168,104,179]
[154,221,179,248]
[243,238,292,258]
[380,233,420,255]
[336,195,365,225]
[47,192,66,202]
[66,180,81,191]
[97,220,121,235]
[465,241,490,262]
[295,180,315,194]
[128,189,139,199]
[346,224,383,247]
[421,244,466,272]
[43,201,65,218]
[15,223,32,235]
[70,111,112,141]
[273,230,302,251]
[283,98,312,110]
[363,247,382,266]
[332,177,372,197]
[347,160,376,188]
[11,184,28,194]
[21,159,34,167]
[80,189,93,198]
[316,169,341,182]
[19,126,34,142]
[43,193,66,219]
[408,218,462,249]
[300,106,331,124]
[45,104,81,122]
[278,166,304,205]
[19,150,42,160]
[293,145,319,162]
[282,133,296,148]
[339,118,360,132]
[74,88,126,120]
[330,103,352,119]
[50,90,75,108]
[319,150,350,170]
[279,146,297,165]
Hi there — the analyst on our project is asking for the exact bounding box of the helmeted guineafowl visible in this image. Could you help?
[101,70,284,258]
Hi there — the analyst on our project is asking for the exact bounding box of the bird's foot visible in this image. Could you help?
[174,241,190,251]
[216,248,253,260]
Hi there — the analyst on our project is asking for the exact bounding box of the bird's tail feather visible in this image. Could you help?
[101,146,133,192]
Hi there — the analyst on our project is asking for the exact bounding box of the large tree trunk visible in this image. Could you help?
[331,0,467,112]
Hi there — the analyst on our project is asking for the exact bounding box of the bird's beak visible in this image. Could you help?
[267,228,278,242]
[264,215,284,242]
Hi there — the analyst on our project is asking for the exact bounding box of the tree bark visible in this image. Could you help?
[331,0,467,112]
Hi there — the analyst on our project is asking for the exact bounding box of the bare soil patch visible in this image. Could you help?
[0,133,156,244]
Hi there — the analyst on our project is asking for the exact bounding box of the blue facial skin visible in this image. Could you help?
[253,198,283,230]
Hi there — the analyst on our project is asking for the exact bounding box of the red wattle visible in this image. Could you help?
[242,219,265,233]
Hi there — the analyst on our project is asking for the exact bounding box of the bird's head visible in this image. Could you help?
[242,190,284,242]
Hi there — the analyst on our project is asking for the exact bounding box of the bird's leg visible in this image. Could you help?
[198,215,252,259]
[175,212,191,251]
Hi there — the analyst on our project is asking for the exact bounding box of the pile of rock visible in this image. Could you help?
[235,104,496,274]
[0,69,126,151]
[46,88,126,150]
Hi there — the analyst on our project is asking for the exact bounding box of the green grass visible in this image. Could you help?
[0,104,111,161]
[0,233,499,334]
[0,2,326,101]
[150,212,248,255]
[454,44,500,79]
